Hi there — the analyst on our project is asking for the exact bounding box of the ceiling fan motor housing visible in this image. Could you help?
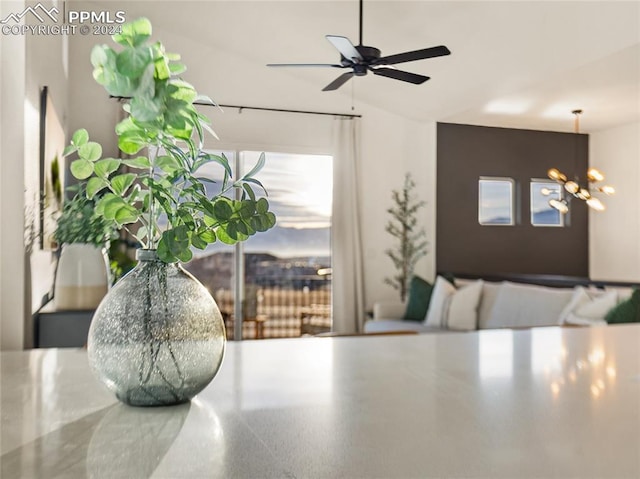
[340,45,381,75]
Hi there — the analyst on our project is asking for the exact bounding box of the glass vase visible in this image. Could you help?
[88,249,226,406]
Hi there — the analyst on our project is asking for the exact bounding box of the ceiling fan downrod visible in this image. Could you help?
[359,0,363,46]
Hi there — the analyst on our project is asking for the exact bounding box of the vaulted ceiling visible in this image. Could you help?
[85,1,640,133]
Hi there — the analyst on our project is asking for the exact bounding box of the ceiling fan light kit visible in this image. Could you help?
[267,0,451,91]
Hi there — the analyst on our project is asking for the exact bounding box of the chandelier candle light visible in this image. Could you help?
[546,109,615,213]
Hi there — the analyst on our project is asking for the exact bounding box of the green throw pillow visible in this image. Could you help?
[605,288,640,324]
[403,276,434,321]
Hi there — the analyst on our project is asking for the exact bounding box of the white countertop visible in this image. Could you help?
[2,325,640,478]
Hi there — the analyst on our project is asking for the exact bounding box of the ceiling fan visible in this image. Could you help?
[267,0,451,91]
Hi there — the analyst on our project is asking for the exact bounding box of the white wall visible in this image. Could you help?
[589,121,640,282]
[359,112,436,307]
[0,1,26,350]
[0,0,69,350]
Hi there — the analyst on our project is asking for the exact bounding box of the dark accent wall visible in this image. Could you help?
[436,123,588,277]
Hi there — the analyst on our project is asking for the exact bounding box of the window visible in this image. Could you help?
[478,177,515,225]
[184,150,333,340]
[530,180,565,227]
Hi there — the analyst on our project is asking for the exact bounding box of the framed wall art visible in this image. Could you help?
[39,85,65,250]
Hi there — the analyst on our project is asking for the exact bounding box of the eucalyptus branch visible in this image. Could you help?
[62,17,276,264]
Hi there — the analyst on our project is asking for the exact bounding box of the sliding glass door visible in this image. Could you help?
[185,150,333,339]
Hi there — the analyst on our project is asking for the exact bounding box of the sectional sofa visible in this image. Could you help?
[364,273,638,334]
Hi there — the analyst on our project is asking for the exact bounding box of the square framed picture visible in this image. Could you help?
[530,180,565,227]
[478,177,515,226]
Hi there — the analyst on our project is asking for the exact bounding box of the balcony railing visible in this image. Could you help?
[213,277,332,339]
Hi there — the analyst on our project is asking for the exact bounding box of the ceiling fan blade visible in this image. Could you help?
[267,63,345,68]
[376,45,451,65]
[371,67,430,85]
[322,72,355,91]
[326,35,363,63]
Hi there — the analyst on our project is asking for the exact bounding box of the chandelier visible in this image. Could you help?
[546,109,614,213]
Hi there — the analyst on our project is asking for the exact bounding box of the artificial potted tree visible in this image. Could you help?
[53,189,117,310]
[64,18,276,406]
[384,173,428,302]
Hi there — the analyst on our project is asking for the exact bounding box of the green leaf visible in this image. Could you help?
[70,159,94,180]
[243,183,256,201]
[152,43,171,80]
[155,155,182,173]
[244,152,266,179]
[90,44,110,69]
[164,108,189,132]
[118,132,147,155]
[129,95,162,123]
[95,193,115,216]
[191,234,207,250]
[168,62,186,75]
[198,229,216,243]
[200,118,219,140]
[137,59,156,94]
[213,199,233,221]
[177,208,195,228]
[122,156,151,169]
[256,198,269,214]
[244,177,268,195]
[112,17,152,47]
[167,79,197,103]
[78,142,102,162]
[62,145,77,157]
[156,238,175,263]
[236,200,256,219]
[86,177,108,199]
[215,227,237,245]
[163,227,190,260]
[71,129,89,147]
[114,205,139,225]
[265,212,277,228]
[251,216,270,233]
[94,158,121,178]
[115,116,140,135]
[111,173,136,196]
[203,215,216,227]
[175,248,193,262]
[116,47,152,79]
[137,226,148,240]
[197,153,232,177]
[101,195,126,220]
[235,220,249,236]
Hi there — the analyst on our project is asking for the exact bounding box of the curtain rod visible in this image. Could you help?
[110,96,361,119]
[218,104,361,119]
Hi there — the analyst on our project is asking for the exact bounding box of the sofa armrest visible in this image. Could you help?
[373,301,406,320]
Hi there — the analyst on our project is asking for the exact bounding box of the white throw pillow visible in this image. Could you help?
[477,282,503,330]
[563,290,616,326]
[558,287,592,324]
[423,276,483,330]
[447,280,484,331]
[424,276,456,327]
